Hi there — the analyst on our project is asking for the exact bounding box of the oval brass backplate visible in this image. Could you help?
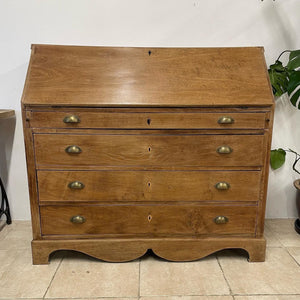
[214,216,229,224]
[218,116,234,124]
[68,181,85,190]
[70,215,86,224]
[217,146,232,154]
[215,182,230,190]
[63,115,80,123]
[65,145,82,154]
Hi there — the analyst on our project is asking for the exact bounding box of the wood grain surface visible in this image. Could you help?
[31,237,266,264]
[34,133,265,167]
[37,170,261,202]
[40,204,257,236]
[22,45,274,107]
[29,110,268,129]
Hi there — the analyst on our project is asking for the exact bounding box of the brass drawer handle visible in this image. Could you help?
[218,116,234,124]
[63,115,80,123]
[70,215,86,224]
[68,181,85,189]
[214,216,229,224]
[215,182,230,190]
[65,145,82,154]
[217,146,232,154]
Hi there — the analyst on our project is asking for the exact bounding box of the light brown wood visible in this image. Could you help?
[22,45,273,107]
[32,127,266,136]
[22,108,42,239]
[0,109,15,119]
[37,170,261,202]
[31,237,266,264]
[40,204,257,236]
[27,106,272,113]
[29,110,268,129]
[257,111,275,236]
[21,45,274,264]
[34,134,265,167]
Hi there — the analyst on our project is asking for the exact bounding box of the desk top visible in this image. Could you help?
[22,45,274,107]
[0,110,15,119]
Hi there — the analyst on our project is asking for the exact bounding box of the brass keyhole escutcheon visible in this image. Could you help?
[148,215,152,222]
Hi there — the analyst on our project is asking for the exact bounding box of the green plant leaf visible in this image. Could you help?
[268,67,289,96]
[290,89,300,109]
[287,71,300,108]
[287,71,300,93]
[289,50,300,60]
[270,60,285,71]
[287,50,300,70]
[270,149,286,170]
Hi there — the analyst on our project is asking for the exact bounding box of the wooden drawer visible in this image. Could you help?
[29,111,267,129]
[40,204,257,236]
[37,170,261,202]
[34,134,265,167]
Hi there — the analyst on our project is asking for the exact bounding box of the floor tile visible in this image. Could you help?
[218,247,300,295]
[264,224,283,247]
[234,296,300,300]
[47,298,137,300]
[141,296,233,300]
[0,248,62,299]
[265,218,294,231]
[0,220,15,240]
[0,249,18,278]
[0,220,5,231]
[45,252,139,298]
[0,220,31,231]
[287,247,300,265]
[265,219,300,247]
[0,221,32,250]
[0,226,9,240]
[140,255,230,296]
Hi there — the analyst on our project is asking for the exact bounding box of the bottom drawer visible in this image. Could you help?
[40,205,257,236]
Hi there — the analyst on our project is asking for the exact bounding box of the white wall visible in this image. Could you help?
[0,0,299,220]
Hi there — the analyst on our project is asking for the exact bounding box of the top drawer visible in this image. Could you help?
[28,110,268,129]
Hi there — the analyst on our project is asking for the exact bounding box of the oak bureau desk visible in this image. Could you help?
[21,45,274,264]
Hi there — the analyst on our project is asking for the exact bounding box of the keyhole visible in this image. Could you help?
[148,182,151,187]
[147,118,151,125]
[148,215,152,222]
[148,147,151,152]
[148,50,152,56]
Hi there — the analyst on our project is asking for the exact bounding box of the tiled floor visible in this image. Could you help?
[0,219,299,300]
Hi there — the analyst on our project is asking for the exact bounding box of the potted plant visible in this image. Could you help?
[269,49,300,233]
[268,49,300,108]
